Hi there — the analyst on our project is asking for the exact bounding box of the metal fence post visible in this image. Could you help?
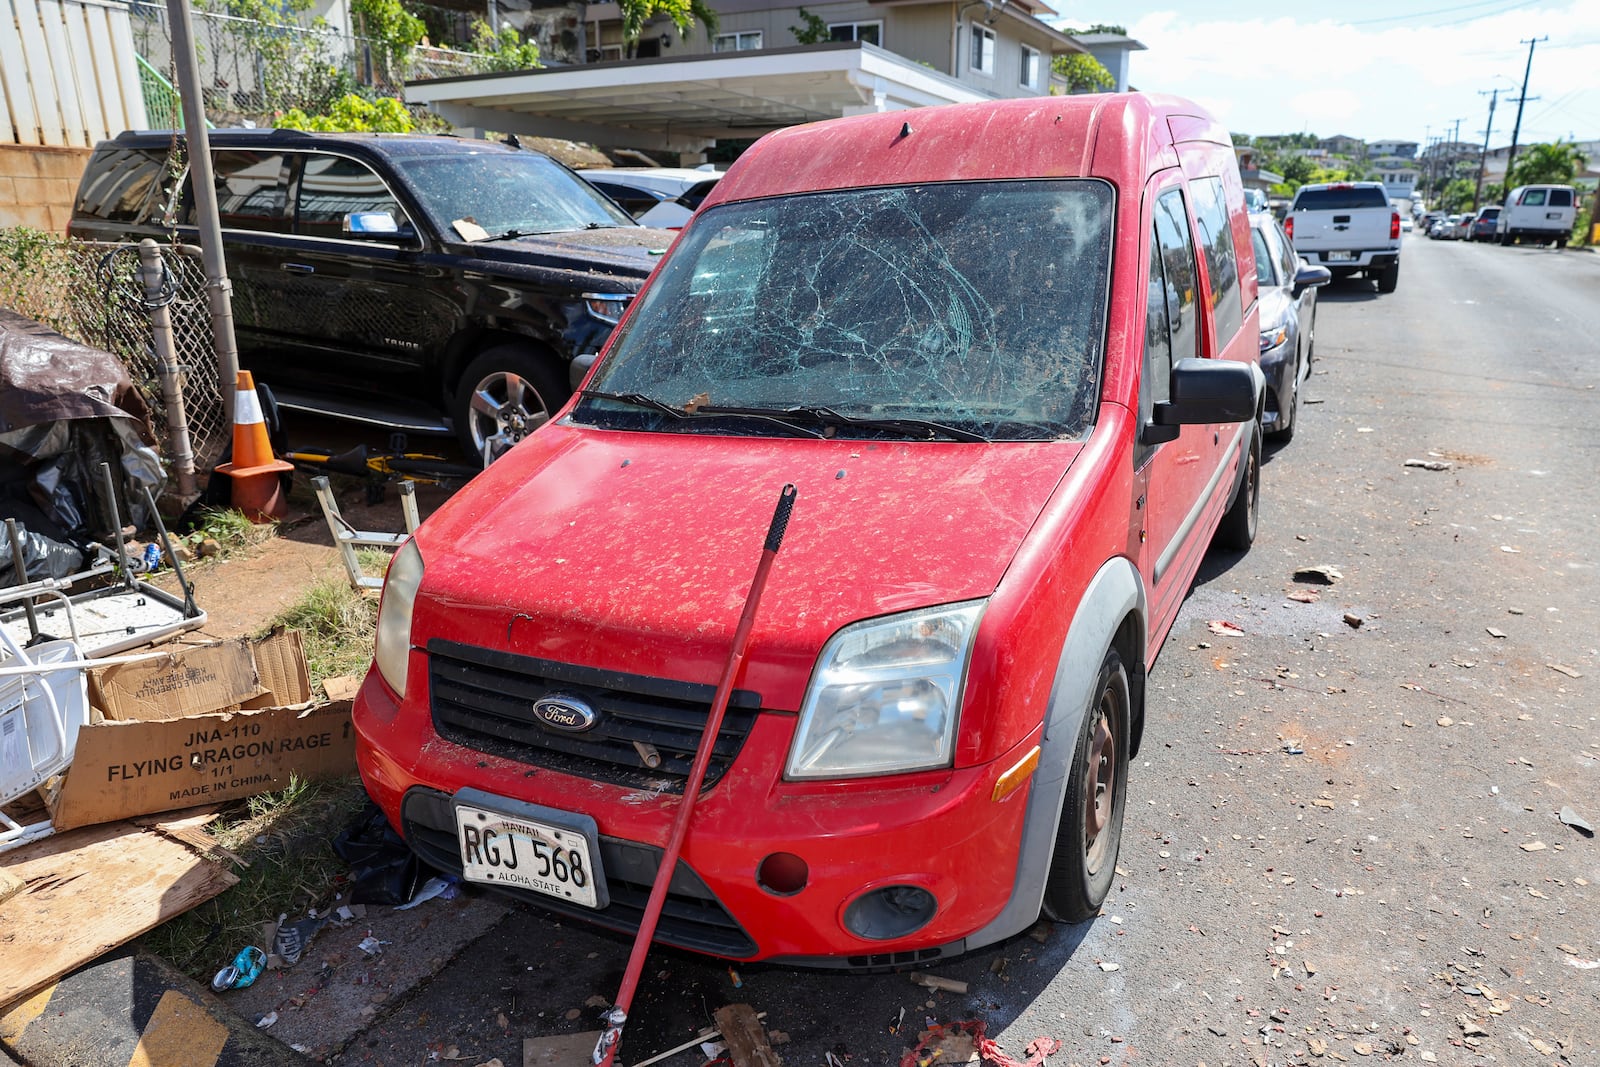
[137,239,199,498]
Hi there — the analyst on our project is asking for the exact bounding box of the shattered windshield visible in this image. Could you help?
[575,179,1114,441]
[388,150,636,239]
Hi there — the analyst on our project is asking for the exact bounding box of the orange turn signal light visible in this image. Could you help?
[991,745,1041,803]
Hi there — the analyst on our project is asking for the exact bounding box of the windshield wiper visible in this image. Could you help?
[763,404,989,443]
[579,391,825,438]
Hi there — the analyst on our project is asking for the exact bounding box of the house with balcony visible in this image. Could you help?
[404,0,1133,161]
[1367,139,1417,160]
[1370,158,1418,201]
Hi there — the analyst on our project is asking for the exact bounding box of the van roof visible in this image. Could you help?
[705,93,1228,207]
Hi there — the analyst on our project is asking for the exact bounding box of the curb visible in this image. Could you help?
[0,948,308,1067]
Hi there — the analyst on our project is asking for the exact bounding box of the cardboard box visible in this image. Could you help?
[47,632,355,832]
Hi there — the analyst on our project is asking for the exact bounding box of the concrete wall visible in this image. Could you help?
[0,144,89,234]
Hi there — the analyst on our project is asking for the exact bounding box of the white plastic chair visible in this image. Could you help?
[0,592,90,852]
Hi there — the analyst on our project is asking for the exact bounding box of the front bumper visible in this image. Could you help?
[1259,338,1294,431]
[354,662,1034,964]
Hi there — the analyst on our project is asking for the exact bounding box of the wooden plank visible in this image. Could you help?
[13,0,66,146]
[524,1031,603,1067]
[81,4,121,140]
[35,0,88,147]
[0,0,43,145]
[713,1004,783,1067]
[105,1,149,133]
[0,819,238,1008]
[0,868,22,906]
[60,4,106,144]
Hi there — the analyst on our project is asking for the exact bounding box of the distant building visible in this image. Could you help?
[1318,134,1363,156]
[1068,31,1145,92]
[1367,140,1418,160]
[1371,158,1418,200]
[1235,146,1283,193]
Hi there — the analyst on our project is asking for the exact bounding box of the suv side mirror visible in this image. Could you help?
[1149,358,1258,438]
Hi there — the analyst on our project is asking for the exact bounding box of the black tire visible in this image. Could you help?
[451,345,570,465]
[1213,422,1260,551]
[1041,647,1131,923]
[1305,304,1318,364]
[1267,349,1299,443]
[1376,261,1399,293]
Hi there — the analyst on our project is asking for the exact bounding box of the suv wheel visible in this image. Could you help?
[453,346,569,465]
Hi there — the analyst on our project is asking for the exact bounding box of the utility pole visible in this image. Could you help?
[1446,118,1464,204]
[1503,36,1547,190]
[1474,89,1499,211]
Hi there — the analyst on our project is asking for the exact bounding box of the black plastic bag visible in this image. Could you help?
[0,519,84,586]
[333,802,432,906]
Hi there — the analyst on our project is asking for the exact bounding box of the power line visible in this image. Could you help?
[1347,0,1527,26]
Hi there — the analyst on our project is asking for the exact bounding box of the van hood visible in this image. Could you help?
[410,424,1080,707]
[447,226,675,278]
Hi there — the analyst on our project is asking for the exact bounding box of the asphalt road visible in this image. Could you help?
[336,235,1600,1067]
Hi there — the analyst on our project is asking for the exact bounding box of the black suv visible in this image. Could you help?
[69,129,676,460]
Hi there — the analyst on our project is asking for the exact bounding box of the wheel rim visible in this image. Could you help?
[1082,694,1118,875]
[467,371,551,462]
[1246,441,1260,539]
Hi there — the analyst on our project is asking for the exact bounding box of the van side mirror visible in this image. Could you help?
[1147,358,1258,441]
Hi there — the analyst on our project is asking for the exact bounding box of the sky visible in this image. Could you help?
[1052,1,1600,148]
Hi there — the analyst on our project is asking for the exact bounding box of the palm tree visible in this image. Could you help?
[1507,141,1586,188]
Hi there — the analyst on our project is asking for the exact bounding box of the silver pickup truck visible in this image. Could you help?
[1284,182,1402,293]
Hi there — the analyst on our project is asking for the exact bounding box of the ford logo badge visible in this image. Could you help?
[532,695,598,733]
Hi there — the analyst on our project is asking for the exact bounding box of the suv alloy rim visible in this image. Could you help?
[468,371,551,462]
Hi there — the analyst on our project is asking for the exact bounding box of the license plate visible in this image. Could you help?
[1324,251,1355,262]
[453,794,607,909]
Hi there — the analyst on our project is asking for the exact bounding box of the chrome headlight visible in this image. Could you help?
[786,602,984,780]
[374,539,424,698]
[1259,324,1288,352]
[582,292,633,325]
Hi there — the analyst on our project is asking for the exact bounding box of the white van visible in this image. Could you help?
[1495,184,1577,247]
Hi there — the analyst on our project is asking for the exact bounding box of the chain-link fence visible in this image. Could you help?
[0,233,228,474]
[126,1,487,124]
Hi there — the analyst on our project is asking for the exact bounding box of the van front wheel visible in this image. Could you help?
[1041,648,1130,923]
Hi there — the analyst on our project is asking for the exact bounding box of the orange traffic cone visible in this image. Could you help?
[215,371,294,521]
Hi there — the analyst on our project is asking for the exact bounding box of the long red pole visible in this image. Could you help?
[594,484,797,1067]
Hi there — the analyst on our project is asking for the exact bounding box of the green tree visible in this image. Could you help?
[1063,23,1128,35]
[351,0,426,77]
[1507,141,1586,188]
[1051,52,1113,93]
[468,20,542,71]
[617,0,718,51]
[790,7,829,44]
[1437,177,1475,213]
[274,94,414,132]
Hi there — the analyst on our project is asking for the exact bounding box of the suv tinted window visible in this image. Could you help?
[1189,176,1242,345]
[74,147,164,223]
[1292,187,1388,210]
[587,180,662,218]
[295,154,408,239]
[188,151,288,231]
[682,179,719,209]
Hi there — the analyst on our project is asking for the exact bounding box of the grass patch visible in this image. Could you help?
[270,572,379,687]
[140,573,386,981]
[138,773,370,983]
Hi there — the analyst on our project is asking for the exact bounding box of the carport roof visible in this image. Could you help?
[404,41,994,154]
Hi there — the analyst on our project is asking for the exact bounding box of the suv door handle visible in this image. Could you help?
[280,262,315,273]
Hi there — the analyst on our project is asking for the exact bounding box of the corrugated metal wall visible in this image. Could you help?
[1,0,148,146]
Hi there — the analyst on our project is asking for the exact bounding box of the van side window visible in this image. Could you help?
[1549,188,1572,207]
[296,154,408,239]
[73,148,163,223]
[187,151,288,232]
[1137,223,1174,468]
[1521,189,1547,206]
[1153,189,1199,363]
[1188,176,1242,346]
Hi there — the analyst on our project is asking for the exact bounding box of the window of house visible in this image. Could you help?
[713,30,762,51]
[829,21,881,45]
[1020,45,1040,89]
[295,154,409,240]
[1188,176,1243,347]
[970,24,995,75]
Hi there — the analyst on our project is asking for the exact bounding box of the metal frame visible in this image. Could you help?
[312,476,418,590]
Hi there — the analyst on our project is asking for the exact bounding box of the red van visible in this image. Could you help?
[354,93,1263,966]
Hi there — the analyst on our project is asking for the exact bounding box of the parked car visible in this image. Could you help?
[1469,206,1501,241]
[1420,211,1445,235]
[1400,216,1414,232]
[1284,181,1400,292]
[1451,214,1474,240]
[69,130,678,462]
[1496,184,1577,247]
[577,167,722,229]
[1250,212,1330,442]
[1430,214,1461,239]
[354,93,1266,965]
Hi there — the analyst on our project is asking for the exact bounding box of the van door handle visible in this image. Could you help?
[280,262,315,274]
